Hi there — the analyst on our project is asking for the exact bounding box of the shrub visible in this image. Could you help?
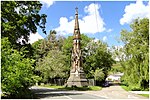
[94,68,105,82]
[1,37,36,97]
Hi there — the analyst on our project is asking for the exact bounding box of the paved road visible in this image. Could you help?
[30,85,148,99]
[30,86,105,99]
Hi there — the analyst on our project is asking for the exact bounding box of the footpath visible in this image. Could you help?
[129,91,149,94]
[83,85,149,99]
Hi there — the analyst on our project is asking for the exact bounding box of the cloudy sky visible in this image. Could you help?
[29,0,149,47]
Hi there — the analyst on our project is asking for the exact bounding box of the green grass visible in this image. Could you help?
[41,85,102,91]
[43,85,63,89]
[120,83,130,91]
[139,94,149,98]
[121,85,130,91]
[88,86,102,91]
[120,84,149,98]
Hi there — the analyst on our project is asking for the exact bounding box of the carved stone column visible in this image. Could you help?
[66,7,88,87]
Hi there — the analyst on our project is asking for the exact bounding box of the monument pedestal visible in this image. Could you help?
[67,71,88,87]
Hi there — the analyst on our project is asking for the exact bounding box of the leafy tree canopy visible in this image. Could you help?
[36,50,68,82]
[1,37,37,97]
[120,18,149,90]
[1,1,46,46]
[84,40,115,79]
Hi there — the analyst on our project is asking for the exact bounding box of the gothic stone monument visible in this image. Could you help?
[66,7,88,87]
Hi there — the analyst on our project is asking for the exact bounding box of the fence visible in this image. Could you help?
[88,79,96,86]
[42,79,96,86]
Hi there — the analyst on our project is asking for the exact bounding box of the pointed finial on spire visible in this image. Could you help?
[75,7,78,15]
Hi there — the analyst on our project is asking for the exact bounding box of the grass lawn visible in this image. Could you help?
[120,84,149,98]
[139,94,149,98]
[41,84,102,91]
[120,85,130,91]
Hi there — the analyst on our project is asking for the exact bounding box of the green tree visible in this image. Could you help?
[32,30,66,79]
[32,30,65,60]
[36,50,68,82]
[84,40,115,81]
[62,34,91,70]
[62,34,114,84]
[1,1,46,51]
[1,38,36,98]
[109,62,123,75]
[94,69,105,82]
[1,1,47,98]
[32,39,44,60]
[120,18,149,90]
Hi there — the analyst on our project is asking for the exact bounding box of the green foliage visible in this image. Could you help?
[1,37,36,97]
[32,30,67,81]
[120,18,149,90]
[94,69,105,81]
[121,83,142,91]
[84,41,115,79]
[32,30,65,60]
[34,32,114,85]
[62,34,91,59]
[120,84,130,91]
[1,1,46,97]
[121,84,149,98]
[109,62,123,74]
[62,34,114,82]
[1,1,46,48]
[62,34,92,78]
[36,50,68,82]
[32,39,44,60]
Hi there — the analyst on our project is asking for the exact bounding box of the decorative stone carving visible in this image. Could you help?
[66,7,88,87]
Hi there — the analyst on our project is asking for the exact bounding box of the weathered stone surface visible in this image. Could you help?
[66,7,88,87]
[67,73,88,87]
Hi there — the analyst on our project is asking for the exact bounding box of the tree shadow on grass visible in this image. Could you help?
[57,86,93,91]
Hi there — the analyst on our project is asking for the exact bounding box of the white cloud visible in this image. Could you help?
[120,0,150,25]
[102,36,107,42]
[40,0,55,8]
[54,17,74,35]
[28,33,44,44]
[17,33,43,45]
[55,3,105,35]
[69,16,74,20]
[106,29,113,33]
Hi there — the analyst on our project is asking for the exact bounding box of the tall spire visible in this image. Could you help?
[74,7,79,30]
[66,7,88,87]
[75,7,78,15]
[74,7,80,39]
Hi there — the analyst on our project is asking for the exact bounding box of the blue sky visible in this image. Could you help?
[31,0,149,47]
